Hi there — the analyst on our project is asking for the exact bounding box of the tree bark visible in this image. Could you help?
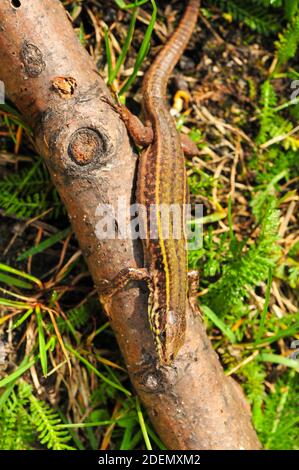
[0,0,261,450]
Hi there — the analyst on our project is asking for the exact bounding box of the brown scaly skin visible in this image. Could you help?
[102,0,200,365]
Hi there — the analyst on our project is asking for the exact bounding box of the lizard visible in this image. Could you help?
[100,0,200,366]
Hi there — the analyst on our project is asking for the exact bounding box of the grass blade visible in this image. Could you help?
[135,397,152,450]
[0,297,30,308]
[201,305,236,343]
[0,356,35,388]
[66,344,131,396]
[258,352,299,370]
[11,308,34,330]
[0,272,33,289]
[114,0,149,10]
[104,27,113,84]
[36,306,48,376]
[108,6,138,85]
[119,0,157,95]
[0,263,42,288]
[47,309,71,374]
[17,227,71,261]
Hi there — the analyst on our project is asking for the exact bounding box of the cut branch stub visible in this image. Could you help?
[68,128,107,166]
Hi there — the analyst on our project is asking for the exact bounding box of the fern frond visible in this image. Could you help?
[0,383,33,450]
[257,80,278,144]
[203,200,280,318]
[284,0,299,20]
[0,160,63,219]
[260,371,299,449]
[276,13,299,65]
[242,361,267,428]
[0,382,75,450]
[29,395,74,450]
[212,0,281,34]
[57,304,90,334]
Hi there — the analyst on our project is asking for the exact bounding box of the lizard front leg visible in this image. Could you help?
[102,95,199,157]
[101,95,153,146]
[99,267,150,308]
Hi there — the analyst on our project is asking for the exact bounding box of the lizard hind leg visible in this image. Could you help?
[187,270,202,318]
[180,133,199,157]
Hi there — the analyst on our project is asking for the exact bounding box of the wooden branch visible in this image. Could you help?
[0,0,261,450]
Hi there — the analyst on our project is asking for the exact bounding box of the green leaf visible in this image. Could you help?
[17,227,72,261]
[0,356,35,388]
[201,305,237,343]
[119,0,157,95]
[0,263,42,288]
[136,397,152,450]
[0,297,30,309]
[66,344,131,396]
[258,352,299,370]
[0,103,32,132]
[108,6,138,85]
[11,309,34,330]
[29,395,74,450]
[36,306,48,377]
[0,273,33,289]
[114,0,149,10]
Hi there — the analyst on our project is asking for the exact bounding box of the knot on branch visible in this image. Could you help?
[38,112,116,179]
[20,41,46,78]
[135,365,180,395]
[68,128,105,166]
